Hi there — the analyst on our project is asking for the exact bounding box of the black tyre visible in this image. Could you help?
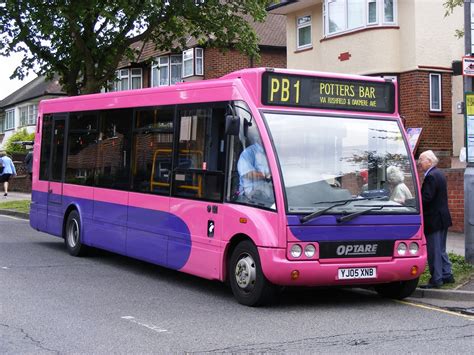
[375,277,419,300]
[64,210,87,257]
[229,240,278,306]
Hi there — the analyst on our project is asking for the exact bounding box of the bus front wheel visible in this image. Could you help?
[375,277,419,300]
[229,240,277,306]
[64,210,87,257]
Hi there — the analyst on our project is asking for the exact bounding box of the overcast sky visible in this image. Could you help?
[0,52,37,101]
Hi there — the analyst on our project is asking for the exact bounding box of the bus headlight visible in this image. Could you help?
[290,244,302,258]
[409,242,419,255]
[397,242,407,256]
[304,244,316,258]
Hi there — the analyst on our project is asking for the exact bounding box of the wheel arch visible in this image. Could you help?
[62,204,81,239]
[222,233,256,282]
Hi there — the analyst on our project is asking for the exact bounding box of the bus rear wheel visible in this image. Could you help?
[375,277,419,300]
[64,210,87,257]
[229,240,277,306]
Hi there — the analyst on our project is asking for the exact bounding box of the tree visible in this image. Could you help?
[0,0,271,96]
[443,0,464,38]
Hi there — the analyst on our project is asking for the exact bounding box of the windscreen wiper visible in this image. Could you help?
[336,206,384,224]
[300,196,384,224]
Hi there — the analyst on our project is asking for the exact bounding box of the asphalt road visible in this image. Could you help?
[1,215,473,354]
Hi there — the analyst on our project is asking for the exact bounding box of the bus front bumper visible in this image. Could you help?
[258,247,427,287]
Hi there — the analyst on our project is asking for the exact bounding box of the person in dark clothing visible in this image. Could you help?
[24,150,33,179]
[418,150,454,289]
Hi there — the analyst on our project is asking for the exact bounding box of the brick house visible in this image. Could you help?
[108,13,287,91]
[268,0,465,231]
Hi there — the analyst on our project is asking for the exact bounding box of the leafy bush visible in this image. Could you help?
[4,129,35,155]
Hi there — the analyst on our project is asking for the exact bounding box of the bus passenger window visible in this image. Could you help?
[132,106,174,195]
[65,112,98,186]
[95,109,132,190]
[172,104,226,202]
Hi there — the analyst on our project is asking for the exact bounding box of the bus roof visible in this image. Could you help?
[39,68,398,116]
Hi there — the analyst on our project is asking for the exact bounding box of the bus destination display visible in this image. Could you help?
[262,72,395,113]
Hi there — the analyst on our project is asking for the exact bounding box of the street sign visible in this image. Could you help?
[465,92,474,162]
[463,56,474,76]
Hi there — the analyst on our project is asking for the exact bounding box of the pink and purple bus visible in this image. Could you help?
[30,68,426,306]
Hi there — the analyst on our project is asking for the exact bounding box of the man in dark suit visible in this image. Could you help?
[418,150,454,288]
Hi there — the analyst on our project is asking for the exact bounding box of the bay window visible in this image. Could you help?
[111,68,143,91]
[324,0,396,36]
[182,48,204,78]
[151,54,183,87]
[152,49,202,86]
[20,104,38,126]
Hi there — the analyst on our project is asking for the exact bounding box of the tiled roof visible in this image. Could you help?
[0,75,65,109]
[119,13,286,67]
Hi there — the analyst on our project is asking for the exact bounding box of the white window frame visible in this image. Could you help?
[151,55,185,86]
[429,73,442,112]
[158,56,170,87]
[19,104,37,126]
[5,109,15,130]
[131,68,143,90]
[111,68,143,91]
[383,0,396,24]
[170,54,183,84]
[19,106,28,127]
[118,69,130,91]
[195,48,204,76]
[0,116,4,133]
[367,0,378,25]
[297,15,312,50]
[182,49,195,78]
[325,0,397,36]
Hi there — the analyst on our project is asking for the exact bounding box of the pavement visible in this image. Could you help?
[1,191,473,310]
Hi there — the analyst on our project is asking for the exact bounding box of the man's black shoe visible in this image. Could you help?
[443,275,455,284]
[419,283,442,289]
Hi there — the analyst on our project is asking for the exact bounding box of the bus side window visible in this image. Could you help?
[132,106,174,195]
[172,104,226,202]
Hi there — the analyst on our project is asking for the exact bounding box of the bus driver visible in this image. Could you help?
[237,129,274,205]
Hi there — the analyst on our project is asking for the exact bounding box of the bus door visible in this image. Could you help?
[168,104,226,277]
[47,115,67,234]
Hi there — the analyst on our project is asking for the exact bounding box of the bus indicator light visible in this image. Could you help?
[411,266,418,276]
[291,270,299,280]
[239,218,247,224]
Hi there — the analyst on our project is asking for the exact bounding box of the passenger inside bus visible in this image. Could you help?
[236,127,274,207]
[386,165,412,204]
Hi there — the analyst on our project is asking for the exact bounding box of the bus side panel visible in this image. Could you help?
[126,209,169,267]
[30,189,48,232]
[169,198,220,279]
[221,205,281,248]
[91,188,127,254]
[45,182,64,237]
[62,184,94,244]
[127,193,171,267]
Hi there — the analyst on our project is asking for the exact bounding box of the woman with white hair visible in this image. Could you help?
[386,165,412,204]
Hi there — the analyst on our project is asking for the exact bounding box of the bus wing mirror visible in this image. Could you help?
[225,114,240,136]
